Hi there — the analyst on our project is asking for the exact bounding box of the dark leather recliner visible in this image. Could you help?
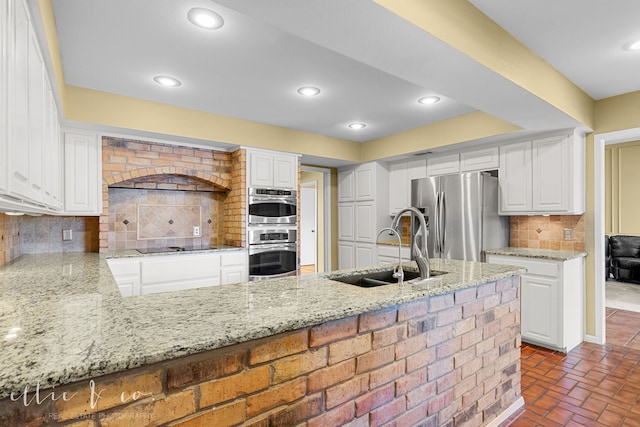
[609,235,640,283]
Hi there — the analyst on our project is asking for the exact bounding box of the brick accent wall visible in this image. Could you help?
[0,276,521,426]
[510,215,585,251]
[99,137,246,251]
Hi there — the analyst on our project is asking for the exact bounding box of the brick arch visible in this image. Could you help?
[104,166,231,191]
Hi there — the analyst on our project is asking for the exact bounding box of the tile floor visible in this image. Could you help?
[504,308,640,426]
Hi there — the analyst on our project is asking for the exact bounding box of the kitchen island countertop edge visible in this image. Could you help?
[0,252,524,399]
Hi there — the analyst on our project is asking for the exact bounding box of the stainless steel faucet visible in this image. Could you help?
[391,207,430,279]
[376,227,404,286]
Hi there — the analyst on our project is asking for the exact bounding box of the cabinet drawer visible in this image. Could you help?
[221,251,247,266]
[487,255,558,277]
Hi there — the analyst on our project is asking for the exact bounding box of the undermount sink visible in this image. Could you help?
[329,268,446,288]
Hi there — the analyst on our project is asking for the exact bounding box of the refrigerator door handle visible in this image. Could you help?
[440,191,446,254]
[434,192,440,254]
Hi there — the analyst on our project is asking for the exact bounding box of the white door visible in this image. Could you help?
[300,186,317,268]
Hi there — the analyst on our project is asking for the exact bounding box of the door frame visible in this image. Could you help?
[593,126,640,345]
[300,165,332,272]
[300,182,318,270]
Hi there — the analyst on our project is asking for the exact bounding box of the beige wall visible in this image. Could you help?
[605,140,640,235]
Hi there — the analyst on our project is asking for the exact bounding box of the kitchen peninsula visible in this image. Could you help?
[0,252,524,426]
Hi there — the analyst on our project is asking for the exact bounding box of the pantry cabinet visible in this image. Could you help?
[63,130,102,215]
[499,131,585,215]
[486,254,585,352]
[338,162,389,269]
[247,149,298,189]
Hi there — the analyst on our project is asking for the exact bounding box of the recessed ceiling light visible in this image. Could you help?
[187,7,224,30]
[153,75,182,87]
[297,86,321,97]
[624,39,640,51]
[348,122,366,130]
[418,96,441,105]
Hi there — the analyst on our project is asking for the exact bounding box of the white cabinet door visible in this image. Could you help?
[249,151,273,187]
[521,274,560,347]
[388,161,408,216]
[355,201,375,242]
[460,147,499,172]
[532,136,568,212]
[499,141,532,214]
[338,241,355,269]
[427,153,460,177]
[27,29,44,201]
[338,168,355,202]
[0,0,7,192]
[43,88,62,209]
[107,258,141,297]
[407,159,427,181]
[220,250,248,285]
[338,202,354,240]
[7,0,31,200]
[355,164,375,200]
[355,243,376,268]
[273,154,297,189]
[248,151,298,189]
[63,131,102,214]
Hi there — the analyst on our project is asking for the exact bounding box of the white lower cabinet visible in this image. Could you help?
[106,258,141,297]
[107,250,248,296]
[220,251,248,285]
[486,254,585,352]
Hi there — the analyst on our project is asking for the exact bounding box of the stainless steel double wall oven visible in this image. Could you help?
[247,187,297,280]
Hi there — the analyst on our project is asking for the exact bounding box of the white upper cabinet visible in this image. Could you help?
[7,0,31,201]
[0,0,7,192]
[63,130,102,215]
[499,141,532,213]
[1,0,62,212]
[460,146,499,172]
[248,149,298,189]
[499,131,585,215]
[388,158,427,216]
[427,153,460,177]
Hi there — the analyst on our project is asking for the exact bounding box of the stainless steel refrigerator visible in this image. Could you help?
[410,171,509,261]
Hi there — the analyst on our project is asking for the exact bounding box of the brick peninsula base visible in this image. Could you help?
[0,276,522,426]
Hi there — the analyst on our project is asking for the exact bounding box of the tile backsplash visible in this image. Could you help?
[510,215,585,251]
[108,188,224,251]
[0,213,99,266]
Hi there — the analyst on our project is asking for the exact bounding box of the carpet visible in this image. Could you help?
[606,279,640,313]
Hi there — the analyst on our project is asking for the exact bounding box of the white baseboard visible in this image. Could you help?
[486,397,525,427]
[583,334,603,345]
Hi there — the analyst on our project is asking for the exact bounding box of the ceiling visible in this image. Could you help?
[39,0,640,164]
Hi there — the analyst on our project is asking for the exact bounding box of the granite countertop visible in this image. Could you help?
[0,252,524,399]
[484,247,587,261]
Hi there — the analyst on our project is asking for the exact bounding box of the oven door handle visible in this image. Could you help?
[249,197,296,205]
[249,243,296,254]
